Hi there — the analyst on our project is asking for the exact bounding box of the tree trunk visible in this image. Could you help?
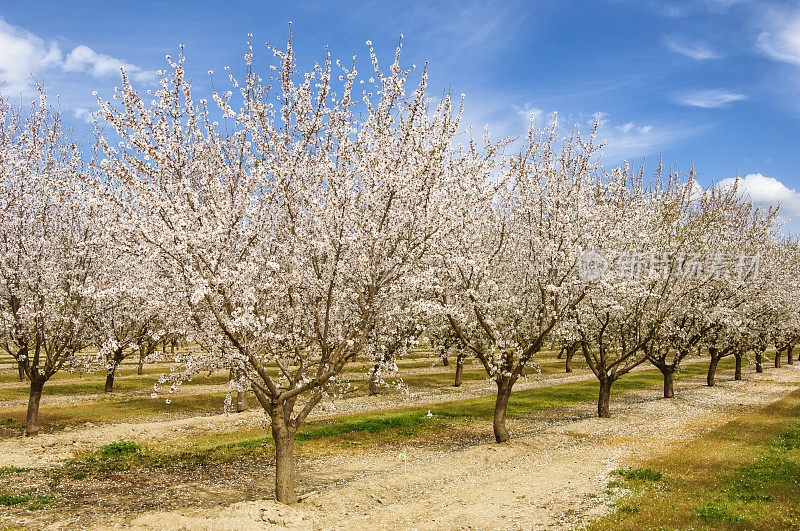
[775,350,781,368]
[17,360,25,381]
[441,354,449,367]
[707,355,719,387]
[104,372,115,393]
[756,350,763,373]
[236,390,248,412]
[368,364,380,396]
[271,417,297,504]
[598,378,613,418]
[105,350,123,392]
[734,353,742,380]
[454,353,464,387]
[662,368,675,397]
[493,380,512,443]
[565,342,578,373]
[137,353,144,375]
[788,346,794,366]
[26,379,44,437]
[229,369,249,411]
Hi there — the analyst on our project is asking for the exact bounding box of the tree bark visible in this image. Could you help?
[662,368,675,398]
[137,353,144,375]
[271,416,297,504]
[756,350,763,373]
[788,346,794,366]
[229,369,248,411]
[105,349,124,392]
[493,380,512,443]
[441,354,449,366]
[734,352,742,380]
[368,364,380,396]
[104,371,116,393]
[454,353,464,387]
[707,355,719,387]
[775,350,782,368]
[565,350,574,373]
[17,360,25,381]
[104,369,116,392]
[598,378,613,418]
[26,379,44,437]
[236,390,248,412]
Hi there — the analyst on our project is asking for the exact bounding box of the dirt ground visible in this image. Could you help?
[127,366,800,530]
[3,364,799,530]
[0,361,593,468]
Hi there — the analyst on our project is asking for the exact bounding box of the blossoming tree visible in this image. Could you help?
[438,123,602,441]
[97,37,462,503]
[0,90,102,436]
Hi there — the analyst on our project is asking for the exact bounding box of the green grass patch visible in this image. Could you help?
[694,501,743,524]
[0,493,29,506]
[611,467,662,482]
[97,440,143,458]
[0,491,53,510]
[0,466,27,475]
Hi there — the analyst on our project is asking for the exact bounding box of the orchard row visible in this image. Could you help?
[1,37,796,503]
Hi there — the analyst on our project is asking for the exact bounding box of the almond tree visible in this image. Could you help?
[97,37,461,503]
[575,167,696,417]
[648,181,774,395]
[90,276,163,392]
[0,90,102,436]
[770,239,800,367]
[364,296,425,396]
[438,123,602,442]
[428,318,469,386]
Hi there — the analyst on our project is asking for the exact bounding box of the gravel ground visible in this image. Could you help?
[122,365,800,530]
[0,361,594,467]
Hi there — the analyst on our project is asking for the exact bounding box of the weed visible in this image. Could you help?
[98,440,142,458]
[727,454,800,502]
[0,493,29,506]
[611,467,662,482]
[28,495,55,510]
[694,501,741,523]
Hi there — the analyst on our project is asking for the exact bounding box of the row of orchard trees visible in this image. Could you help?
[1,36,799,504]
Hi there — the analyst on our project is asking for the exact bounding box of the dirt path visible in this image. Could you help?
[0,359,481,408]
[0,364,594,468]
[124,365,800,530]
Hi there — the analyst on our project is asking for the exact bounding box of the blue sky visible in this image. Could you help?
[2,0,800,230]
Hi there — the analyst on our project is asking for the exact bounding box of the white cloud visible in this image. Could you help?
[72,107,96,124]
[63,45,155,84]
[665,37,721,60]
[513,103,546,125]
[467,105,700,163]
[0,18,155,97]
[677,89,746,108]
[687,178,705,202]
[594,112,698,163]
[0,19,62,93]
[758,11,800,66]
[717,173,800,219]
